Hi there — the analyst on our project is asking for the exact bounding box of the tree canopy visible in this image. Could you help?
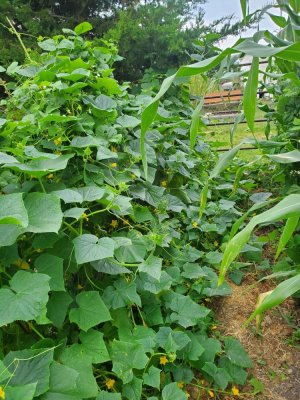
[0,0,252,80]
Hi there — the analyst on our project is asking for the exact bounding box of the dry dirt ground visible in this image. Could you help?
[214,274,300,399]
[187,273,300,400]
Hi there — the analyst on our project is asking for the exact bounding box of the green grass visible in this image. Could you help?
[200,106,275,161]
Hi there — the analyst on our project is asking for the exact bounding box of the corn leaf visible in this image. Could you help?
[275,216,299,259]
[243,57,259,132]
[245,274,300,325]
[219,194,300,284]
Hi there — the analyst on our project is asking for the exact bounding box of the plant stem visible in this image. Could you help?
[6,18,33,62]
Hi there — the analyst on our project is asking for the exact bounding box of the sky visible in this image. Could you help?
[203,0,280,48]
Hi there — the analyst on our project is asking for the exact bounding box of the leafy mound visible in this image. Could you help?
[0,24,251,399]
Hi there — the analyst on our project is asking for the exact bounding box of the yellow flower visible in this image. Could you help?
[110,219,118,229]
[160,180,167,187]
[185,392,190,399]
[110,162,117,168]
[214,241,218,247]
[13,259,29,270]
[77,283,84,290]
[211,325,218,330]
[192,221,198,228]
[111,146,118,152]
[208,390,214,398]
[0,386,5,400]
[105,379,116,390]
[177,381,185,389]
[232,386,240,396]
[54,137,62,146]
[81,213,89,221]
[47,173,54,179]
[159,355,168,365]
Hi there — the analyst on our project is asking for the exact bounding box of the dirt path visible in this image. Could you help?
[213,274,300,399]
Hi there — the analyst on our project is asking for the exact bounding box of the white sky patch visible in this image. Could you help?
[203,0,283,48]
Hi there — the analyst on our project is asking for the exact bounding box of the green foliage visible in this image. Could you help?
[0,24,251,399]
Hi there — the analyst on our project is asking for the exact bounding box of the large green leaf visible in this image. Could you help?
[0,271,50,326]
[5,383,37,400]
[74,21,93,35]
[0,193,28,227]
[138,255,162,281]
[110,340,148,384]
[42,362,79,399]
[34,254,65,291]
[164,292,210,328]
[123,376,143,400]
[3,348,54,396]
[25,193,63,233]
[3,154,74,178]
[69,291,111,331]
[73,235,115,264]
[219,194,300,284]
[162,383,186,400]
[54,186,106,203]
[59,346,98,398]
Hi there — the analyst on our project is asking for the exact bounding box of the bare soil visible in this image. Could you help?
[213,274,300,400]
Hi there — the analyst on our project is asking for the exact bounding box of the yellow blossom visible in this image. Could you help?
[211,325,218,330]
[0,386,5,400]
[111,146,118,152]
[192,221,198,228]
[160,180,167,187]
[159,355,168,365]
[47,173,54,179]
[177,381,185,389]
[105,379,116,390]
[110,219,118,229]
[13,259,29,270]
[232,386,240,396]
[54,137,62,146]
[110,162,117,168]
[77,283,84,290]
[185,392,190,399]
[54,151,62,155]
[82,213,89,221]
[208,390,214,398]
